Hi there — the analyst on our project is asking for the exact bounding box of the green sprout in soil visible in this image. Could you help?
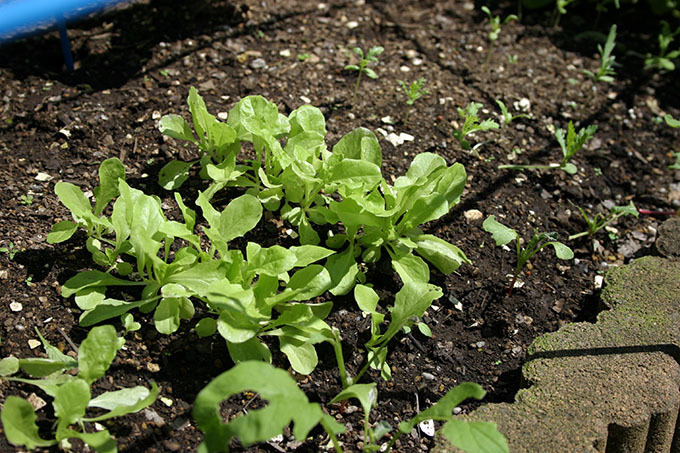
[584,24,618,84]
[481,6,518,73]
[498,121,597,174]
[495,100,529,126]
[0,325,158,452]
[453,102,499,151]
[644,21,680,71]
[0,242,18,260]
[398,77,428,124]
[19,194,34,206]
[297,52,312,62]
[568,201,639,240]
[345,45,384,106]
[483,215,573,296]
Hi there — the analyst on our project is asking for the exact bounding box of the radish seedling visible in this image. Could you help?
[483,216,573,296]
[344,45,384,106]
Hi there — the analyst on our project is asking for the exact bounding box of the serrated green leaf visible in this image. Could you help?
[193,361,324,450]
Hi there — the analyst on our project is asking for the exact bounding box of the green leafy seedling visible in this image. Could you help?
[568,201,639,240]
[499,121,597,174]
[398,77,428,123]
[345,45,384,106]
[19,194,34,206]
[481,6,518,72]
[645,21,680,71]
[453,102,499,151]
[0,325,158,452]
[0,242,19,260]
[584,24,618,83]
[495,100,529,126]
[483,216,573,296]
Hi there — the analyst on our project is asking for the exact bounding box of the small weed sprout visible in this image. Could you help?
[0,242,18,259]
[568,201,639,240]
[666,114,680,169]
[645,21,680,71]
[398,77,428,123]
[495,100,529,126]
[19,194,34,206]
[584,24,618,83]
[453,102,499,151]
[483,216,573,296]
[481,6,518,72]
[498,121,597,174]
[345,45,384,106]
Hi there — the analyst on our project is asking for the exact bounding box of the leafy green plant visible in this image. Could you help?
[331,380,508,453]
[495,100,529,126]
[481,6,518,72]
[398,77,428,123]
[453,102,499,151]
[499,121,597,174]
[344,46,384,106]
[194,361,508,453]
[297,52,312,61]
[0,241,18,259]
[584,24,618,83]
[568,201,639,240]
[666,113,680,128]
[483,216,573,296]
[19,194,34,206]
[0,325,158,452]
[644,20,680,71]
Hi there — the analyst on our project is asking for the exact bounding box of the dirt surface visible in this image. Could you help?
[0,0,679,451]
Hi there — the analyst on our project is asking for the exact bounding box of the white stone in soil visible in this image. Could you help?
[9,302,22,312]
[419,419,435,437]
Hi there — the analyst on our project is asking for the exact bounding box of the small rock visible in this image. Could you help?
[0,269,8,279]
[594,275,604,289]
[384,132,414,147]
[475,341,486,348]
[163,440,181,452]
[399,65,410,72]
[346,21,359,29]
[28,339,41,349]
[10,302,22,312]
[146,362,160,373]
[250,58,267,69]
[422,372,435,380]
[34,172,52,182]
[464,209,483,223]
[27,393,47,411]
[453,407,462,414]
[217,112,228,120]
[160,397,173,407]
[143,408,165,426]
[279,49,291,57]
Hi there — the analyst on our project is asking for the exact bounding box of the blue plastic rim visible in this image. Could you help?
[0,0,131,43]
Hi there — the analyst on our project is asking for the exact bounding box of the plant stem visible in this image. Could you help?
[351,70,362,106]
[332,330,351,389]
[567,231,590,241]
[483,43,494,73]
[320,418,343,453]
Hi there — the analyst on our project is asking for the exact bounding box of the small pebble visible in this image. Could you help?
[28,339,41,349]
[163,440,181,452]
[422,372,435,380]
[250,58,267,69]
[419,419,435,436]
[464,209,483,223]
[9,302,22,312]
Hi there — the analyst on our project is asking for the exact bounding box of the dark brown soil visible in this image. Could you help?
[0,0,679,451]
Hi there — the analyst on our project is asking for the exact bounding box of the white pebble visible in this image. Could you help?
[9,302,22,312]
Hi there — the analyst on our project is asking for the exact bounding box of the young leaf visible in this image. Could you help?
[546,241,574,260]
[411,234,471,274]
[93,158,126,216]
[46,220,78,244]
[196,318,218,337]
[483,215,517,246]
[279,336,318,375]
[85,383,159,422]
[77,325,122,385]
[158,160,196,190]
[159,114,196,142]
[193,361,328,451]
[53,378,91,428]
[219,194,263,242]
[0,357,19,376]
[1,396,56,449]
[440,418,509,453]
[154,298,182,334]
[330,383,378,417]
